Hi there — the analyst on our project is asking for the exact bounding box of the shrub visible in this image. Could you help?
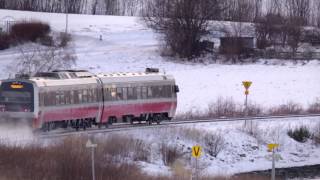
[208,97,243,118]
[308,99,320,114]
[240,121,261,138]
[269,102,303,115]
[0,33,11,50]
[0,136,152,180]
[10,21,50,43]
[204,132,225,157]
[160,143,182,166]
[287,126,311,143]
[313,122,320,145]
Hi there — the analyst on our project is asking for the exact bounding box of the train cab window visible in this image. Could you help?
[116,88,123,100]
[141,87,147,99]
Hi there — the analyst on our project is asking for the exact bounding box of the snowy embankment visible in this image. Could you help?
[98,116,320,177]
[0,10,320,177]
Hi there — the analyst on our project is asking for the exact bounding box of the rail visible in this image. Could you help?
[38,113,320,139]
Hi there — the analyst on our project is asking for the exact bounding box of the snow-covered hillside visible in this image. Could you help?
[1,10,320,114]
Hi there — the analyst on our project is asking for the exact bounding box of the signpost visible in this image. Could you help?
[242,81,252,126]
[86,139,97,180]
[192,145,202,180]
[267,144,279,180]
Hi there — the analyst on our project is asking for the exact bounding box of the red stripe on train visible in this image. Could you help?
[40,101,176,124]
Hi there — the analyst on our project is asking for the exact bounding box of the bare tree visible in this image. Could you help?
[142,0,222,58]
[285,0,310,25]
[9,44,76,76]
[267,0,284,15]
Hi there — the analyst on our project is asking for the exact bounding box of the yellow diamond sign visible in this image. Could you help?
[242,81,252,90]
[192,145,202,158]
[267,144,279,151]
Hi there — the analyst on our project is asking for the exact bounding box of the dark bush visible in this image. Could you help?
[58,32,72,47]
[0,33,11,50]
[39,35,54,46]
[10,21,51,43]
[288,126,311,143]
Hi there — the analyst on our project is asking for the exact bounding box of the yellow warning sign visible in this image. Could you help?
[192,146,202,158]
[267,144,279,151]
[242,81,252,90]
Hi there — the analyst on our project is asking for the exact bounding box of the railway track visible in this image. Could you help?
[38,113,320,139]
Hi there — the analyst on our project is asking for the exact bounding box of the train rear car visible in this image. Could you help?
[98,68,179,125]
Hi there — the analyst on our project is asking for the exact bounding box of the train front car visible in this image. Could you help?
[0,79,38,128]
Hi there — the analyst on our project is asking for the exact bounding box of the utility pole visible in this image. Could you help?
[86,139,97,180]
[65,0,69,34]
[272,148,276,180]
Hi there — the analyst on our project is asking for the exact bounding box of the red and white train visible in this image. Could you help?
[0,69,179,131]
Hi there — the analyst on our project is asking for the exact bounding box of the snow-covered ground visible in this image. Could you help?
[1,10,320,114]
[97,116,320,177]
[1,10,320,178]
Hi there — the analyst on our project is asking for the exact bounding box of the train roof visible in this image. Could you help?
[97,72,175,83]
[4,69,175,87]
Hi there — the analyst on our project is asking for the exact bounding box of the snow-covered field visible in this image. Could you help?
[1,10,320,178]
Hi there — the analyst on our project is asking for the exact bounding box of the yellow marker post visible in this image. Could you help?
[242,81,252,127]
[192,146,202,158]
[267,144,279,180]
[192,146,202,180]
[242,81,252,90]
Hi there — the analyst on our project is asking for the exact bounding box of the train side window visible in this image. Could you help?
[65,91,71,105]
[136,87,141,99]
[78,90,83,104]
[55,91,60,105]
[60,91,66,105]
[116,88,122,101]
[70,90,74,104]
[122,87,127,100]
[83,89,87,103]
[87,89,93,103]
[48,91,53,106]
[92,88,97,102]
[152,86,159,98]
[147,86,153,99]
[142,87,147,99]
[105,88,112,101]
[73,90,79,104]
[127,87,137,100]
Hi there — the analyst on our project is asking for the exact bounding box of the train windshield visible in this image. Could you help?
[0,81,34,112]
